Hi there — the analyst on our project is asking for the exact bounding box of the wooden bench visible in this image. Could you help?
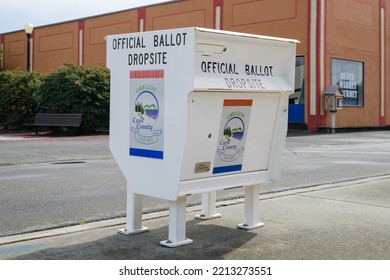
[32,113,83,135]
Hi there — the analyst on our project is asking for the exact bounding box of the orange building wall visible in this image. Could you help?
[145,0,215,31]
[223,0,308,55]
[326,0,380,127]
[83,10,139,67]
[33,22,79,73]
[2,31,27,70]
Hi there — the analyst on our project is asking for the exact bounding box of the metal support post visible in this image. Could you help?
[238,184,264,230]
[195,191,221,220]
[331,112,336,128]
[330,112,337,134]
[161,196,193,247]
[118,184,148,235]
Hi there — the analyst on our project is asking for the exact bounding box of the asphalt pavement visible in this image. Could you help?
[0,131,389,260]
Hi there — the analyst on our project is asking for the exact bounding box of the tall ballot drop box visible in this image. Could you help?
[107,27,298,247]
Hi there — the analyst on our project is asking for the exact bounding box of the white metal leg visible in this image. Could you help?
[118,185,148,235]
[195,191,222,220]
[160,196,193,247]
[237,184,264,230]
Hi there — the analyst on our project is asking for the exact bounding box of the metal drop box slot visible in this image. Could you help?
[107,27,298,247]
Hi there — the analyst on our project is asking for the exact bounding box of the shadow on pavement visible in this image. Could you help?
[11,219,257,260]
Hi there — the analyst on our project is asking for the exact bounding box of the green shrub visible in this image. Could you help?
[0,70,42,129]
[37,63,110,133]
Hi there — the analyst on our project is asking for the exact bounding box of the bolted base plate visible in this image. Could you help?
[195,213,222,220]
[160,238,193,248]
[118,227,149,235]
[237,222,265,230]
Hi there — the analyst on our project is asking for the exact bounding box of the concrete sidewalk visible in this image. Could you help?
[1,174,389,260]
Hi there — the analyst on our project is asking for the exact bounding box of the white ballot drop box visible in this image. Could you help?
[106,27,298,247]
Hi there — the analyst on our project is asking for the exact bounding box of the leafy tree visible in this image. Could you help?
[0,70,42,129]
[37,63,110,133]
[0,63,110,133]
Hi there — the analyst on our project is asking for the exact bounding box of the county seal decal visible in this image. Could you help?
[129,70,164,159]
[213,99,252,174]
[218,116,245,161]
[132,90,162,144]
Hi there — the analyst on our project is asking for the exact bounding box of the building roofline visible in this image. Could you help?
[0,0,177,35]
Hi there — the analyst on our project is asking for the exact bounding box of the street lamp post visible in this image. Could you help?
[24,22,34,72]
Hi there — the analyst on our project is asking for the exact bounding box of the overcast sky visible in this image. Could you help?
[0,0,174,34]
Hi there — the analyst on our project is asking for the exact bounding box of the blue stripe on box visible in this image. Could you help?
[212,164,242,174]
[129,148,163,159]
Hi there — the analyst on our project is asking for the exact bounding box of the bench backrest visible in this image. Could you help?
[33,113,83,127]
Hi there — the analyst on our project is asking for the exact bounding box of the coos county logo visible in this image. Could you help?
[217,114,245,162]
[131,89,162,144]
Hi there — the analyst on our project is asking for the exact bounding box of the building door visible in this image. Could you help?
[288,57,305,124]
